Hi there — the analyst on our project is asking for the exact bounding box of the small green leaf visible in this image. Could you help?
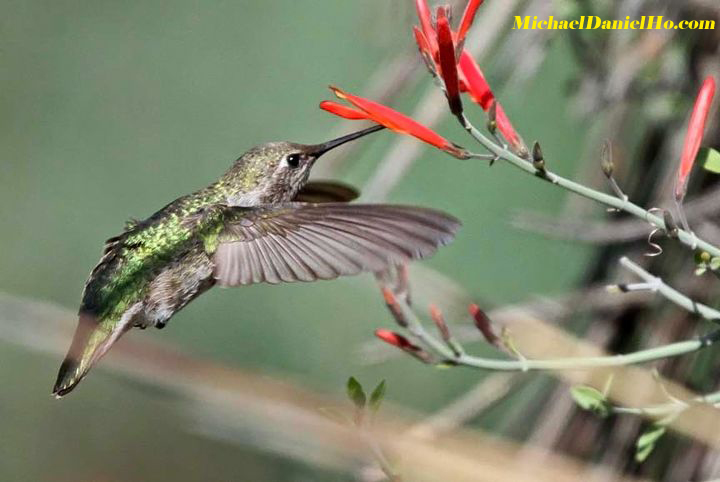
[570,385,609,417]
[700,148,720,174]
[710,257,720,271]
[346,376,366,410]
[635,424,666,462]
[369,380,387,413]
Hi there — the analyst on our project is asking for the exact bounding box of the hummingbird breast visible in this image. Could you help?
[142,244,216,328]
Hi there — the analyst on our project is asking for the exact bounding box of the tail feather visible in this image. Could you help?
[53,310,133,398]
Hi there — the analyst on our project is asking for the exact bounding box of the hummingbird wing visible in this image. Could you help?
[210,203,460,286]
[293,181,360,203]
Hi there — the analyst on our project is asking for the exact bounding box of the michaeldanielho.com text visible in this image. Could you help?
[514,16,715,30]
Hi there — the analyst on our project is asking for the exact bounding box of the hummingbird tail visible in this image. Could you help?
[53,311,130,398]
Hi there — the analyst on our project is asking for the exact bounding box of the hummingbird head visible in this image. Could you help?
[219,125,383,205]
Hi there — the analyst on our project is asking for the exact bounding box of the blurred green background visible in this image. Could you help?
[0,0,593,480]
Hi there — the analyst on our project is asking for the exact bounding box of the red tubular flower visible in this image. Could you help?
[414,0,438,59]
[459,51,526,154]
[319,101,369,120]
[324,86,470,158]
[436,6,463,116]
[456,0,484,49]
[675,76,717,202]
[458,50,493,109]
[413,26,438,76]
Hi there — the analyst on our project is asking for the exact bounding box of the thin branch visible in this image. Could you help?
[619,257,720,323]
[511,181,720,244]
[612,388,720,418]
[377,275,720,373]
[458,113,720,258]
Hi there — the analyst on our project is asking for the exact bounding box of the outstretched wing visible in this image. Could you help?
[210,203,460,286]
[293,180,360,203]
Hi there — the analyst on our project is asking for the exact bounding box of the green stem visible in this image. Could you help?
[620,257,720,322]
[612,388,720,417]
[459,114,720,258]
[392,288,720,372]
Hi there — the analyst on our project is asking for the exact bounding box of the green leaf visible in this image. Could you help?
[570,385,609,417]
[710,257,720,271]
[700,148,720,174]
[635,424,667,462]
[369,380,387,413]
[346,376,366,410]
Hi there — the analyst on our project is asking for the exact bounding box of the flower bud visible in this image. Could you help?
[429,304,450,342]
[532,141,545,171]
[469,304,500,346]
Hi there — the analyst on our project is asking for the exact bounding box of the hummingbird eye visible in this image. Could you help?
[286,153,301,169]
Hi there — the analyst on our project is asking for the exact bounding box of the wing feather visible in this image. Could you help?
[210,203,460,286]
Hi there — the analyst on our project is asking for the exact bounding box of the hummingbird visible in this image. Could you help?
[53,124,461,397]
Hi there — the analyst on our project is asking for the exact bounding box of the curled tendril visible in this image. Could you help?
[645,228,664,257]
[644,208,665,257]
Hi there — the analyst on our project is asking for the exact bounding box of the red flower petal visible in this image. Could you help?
[436,6,463,116]
[414,0,438,59]
[456,0,484,48]
[675,76,717,201]
[458,51,525,154]
[319,101,369,120]
[329,86,469,158]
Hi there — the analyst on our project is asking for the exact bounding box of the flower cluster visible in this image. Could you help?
[411,0,525,155]
[319,0,527,158]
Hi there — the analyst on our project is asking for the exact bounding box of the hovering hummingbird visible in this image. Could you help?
[53,125,460,397]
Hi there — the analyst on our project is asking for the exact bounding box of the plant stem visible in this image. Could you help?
[612,388,720,417]
[458,114,720,258]
[390,284,720,372]
[620,257,720,322]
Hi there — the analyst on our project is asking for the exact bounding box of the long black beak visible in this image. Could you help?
[309,124,385,157]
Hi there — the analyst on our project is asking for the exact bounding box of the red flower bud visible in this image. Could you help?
[675,76,716,202]
[375,329,413,349]
[382,287,407,327]
[469,303,499,346]
[374,329,432,363]
[429,303,450,342]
